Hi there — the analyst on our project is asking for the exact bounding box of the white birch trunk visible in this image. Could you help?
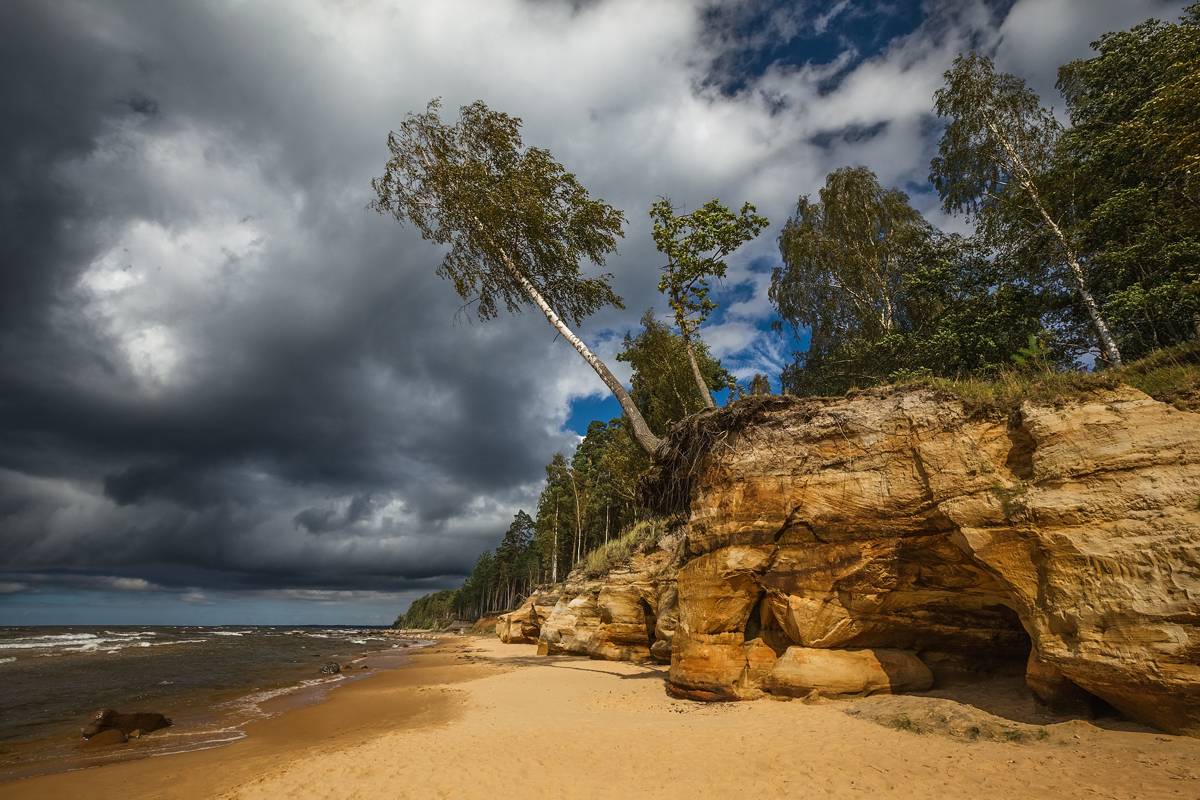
[683,334,716,409]
[984,118,1123,367]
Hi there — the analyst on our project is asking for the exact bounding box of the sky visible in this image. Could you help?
[0,0,1187,625]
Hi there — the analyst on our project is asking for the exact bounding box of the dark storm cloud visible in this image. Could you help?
[293,494,377,535]
[0,0,583,597]
[0,0,1183,613]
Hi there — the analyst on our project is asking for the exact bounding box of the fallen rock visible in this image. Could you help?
[1025,650,1096,714]
[81,708,171,738]
[765,646,933,698]
[496,593,552,644]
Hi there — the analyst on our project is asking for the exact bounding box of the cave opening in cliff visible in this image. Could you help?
[744,591,789,655]
[640,598,657,647]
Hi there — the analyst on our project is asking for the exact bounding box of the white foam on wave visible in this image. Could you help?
[223,674,346,720]
[212,631,245,636]
[148,731,247,758]
[0,633,100,650]
[61,637,210,654]
[0,656,15,664]
[2,630,171,653]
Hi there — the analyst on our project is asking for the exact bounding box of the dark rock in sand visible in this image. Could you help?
[81,708,171,739]
[82,728,127,747]
[320,662,341,675]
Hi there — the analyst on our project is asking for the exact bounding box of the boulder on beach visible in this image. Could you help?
[81,708,171,739]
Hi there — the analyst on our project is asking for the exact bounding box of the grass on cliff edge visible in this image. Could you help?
[582,518,666,578]
[640,343,1200,516]
[895,341,1200,417]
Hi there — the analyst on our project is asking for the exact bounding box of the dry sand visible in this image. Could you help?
[4,636,1198,799]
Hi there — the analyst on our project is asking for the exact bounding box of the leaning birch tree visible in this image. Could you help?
[931,53,1123,366]
[650,198,768,408]
[370,100,662,453]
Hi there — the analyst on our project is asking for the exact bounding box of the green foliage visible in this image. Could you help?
[650,197,768,340]
[931,51,1129,365]
[617,311,731,435]
[782,8,1199,393]
[370,99,626,325]
[1057,5,1200,357]
[582,518,667,578]
[1011,334,1053,372]
[775,173,1056,396]
[394,589,458,630]
[898,341,1200,417]
[931,53,1063,231]
[773,166,929,348]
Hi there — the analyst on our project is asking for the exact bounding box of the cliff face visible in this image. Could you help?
[500,386,1200,735]
[499,530,682,662]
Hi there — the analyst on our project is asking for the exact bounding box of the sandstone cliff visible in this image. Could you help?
[499,385,1200,735]
[499,526,683,662]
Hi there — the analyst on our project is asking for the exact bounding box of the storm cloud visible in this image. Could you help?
[0,0,1184,622]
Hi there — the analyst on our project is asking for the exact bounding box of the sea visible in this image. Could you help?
[0,625,428,781]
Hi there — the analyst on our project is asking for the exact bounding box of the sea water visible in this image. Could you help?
[0,625,425,780]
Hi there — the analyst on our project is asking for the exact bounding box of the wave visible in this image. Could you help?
[63,637,210,654]
[0,656,15,664]
[0,633,102,650]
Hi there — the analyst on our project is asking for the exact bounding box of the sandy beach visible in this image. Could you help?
[2,635,1197,799]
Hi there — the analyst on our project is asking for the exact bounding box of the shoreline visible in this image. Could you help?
[4,636,1199,799]
[0,630,437,785]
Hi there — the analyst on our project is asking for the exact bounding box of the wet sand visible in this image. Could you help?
[5,636,1199,799]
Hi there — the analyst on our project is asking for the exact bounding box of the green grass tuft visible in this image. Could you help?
[888,713,923,734]
[897,341,1200,417]
[582,518,669,578]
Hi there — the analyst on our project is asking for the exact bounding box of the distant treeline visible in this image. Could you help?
[395,589,459,630]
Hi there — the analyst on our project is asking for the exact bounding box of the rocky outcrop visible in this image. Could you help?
[81,709,171,740]
[496,594,551,644]
[498,528,683,661]
[542,540,682,662]
[501,386,1200,735]
[662,386,1200,734]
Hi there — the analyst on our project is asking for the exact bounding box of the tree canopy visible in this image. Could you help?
[371,99,662,453]
[774,177,1057,396]
[618,311,731,435]
[772,166,930,352]
[931,53,1123,365]
[371,99,625,324]
[1057,5,1200,356]
[650,198,768,407]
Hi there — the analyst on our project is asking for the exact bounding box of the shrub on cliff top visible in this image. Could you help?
[582,518,666,578]
[903,340,1200,416]
[640,342,1200,515]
